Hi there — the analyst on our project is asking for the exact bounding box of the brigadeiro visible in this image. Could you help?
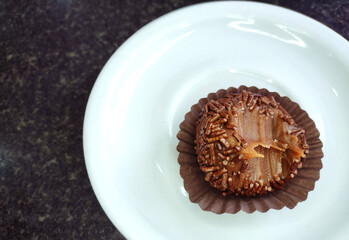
[177,86,323,214]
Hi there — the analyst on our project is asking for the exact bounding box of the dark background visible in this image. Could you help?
[0,0,348,239]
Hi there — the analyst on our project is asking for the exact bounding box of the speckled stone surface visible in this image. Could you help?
[0,0,348,239]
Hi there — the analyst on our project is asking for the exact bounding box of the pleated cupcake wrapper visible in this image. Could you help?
[176,86,323,214]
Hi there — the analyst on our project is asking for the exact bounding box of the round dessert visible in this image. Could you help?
[194,90,309,197]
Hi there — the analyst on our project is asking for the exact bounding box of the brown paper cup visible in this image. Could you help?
[176,86,323,214]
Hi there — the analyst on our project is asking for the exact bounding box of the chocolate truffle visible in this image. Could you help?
[195,90,309,197]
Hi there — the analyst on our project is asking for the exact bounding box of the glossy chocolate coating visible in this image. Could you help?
[195,91,309,196]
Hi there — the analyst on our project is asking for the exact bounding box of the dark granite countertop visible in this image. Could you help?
[0,0,348,239]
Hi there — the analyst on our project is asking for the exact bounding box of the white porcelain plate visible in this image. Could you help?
[83,2,349,239]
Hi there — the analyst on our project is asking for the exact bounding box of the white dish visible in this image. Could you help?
[83,2,349,240]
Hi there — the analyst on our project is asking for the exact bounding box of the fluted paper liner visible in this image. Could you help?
[176,86,323,214]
